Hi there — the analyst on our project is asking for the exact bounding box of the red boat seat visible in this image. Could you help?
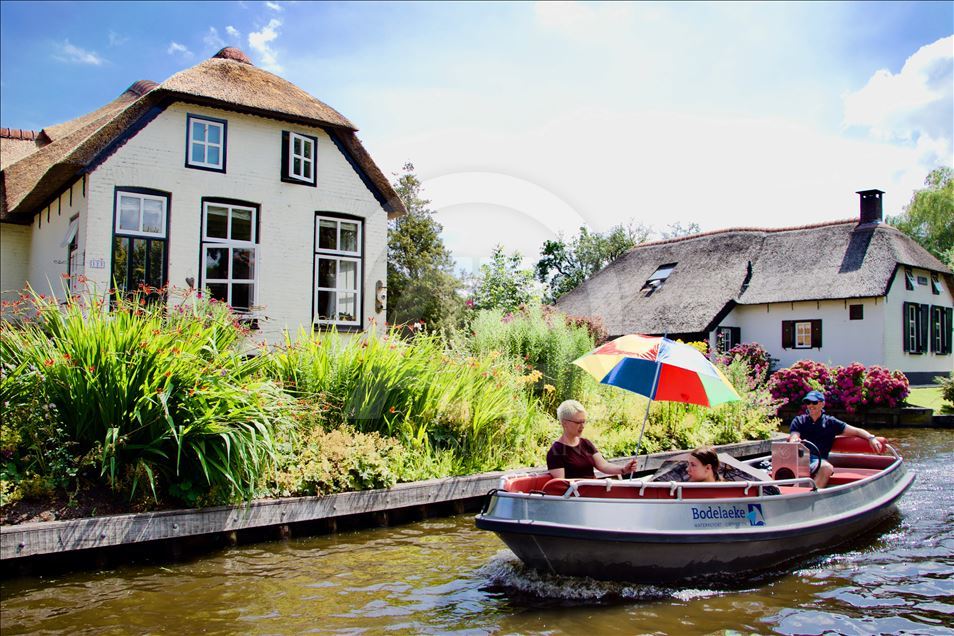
[830,435,888,455]
[503,473,553,493]
[827,467,881,486]
[542,478,572,496]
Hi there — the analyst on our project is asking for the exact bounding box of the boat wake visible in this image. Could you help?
[476,550,734,603]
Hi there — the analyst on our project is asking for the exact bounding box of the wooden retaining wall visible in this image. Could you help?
[1,438,777,564]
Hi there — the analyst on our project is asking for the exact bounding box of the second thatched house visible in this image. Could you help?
[555,190,953,384]
[1,47,405,343]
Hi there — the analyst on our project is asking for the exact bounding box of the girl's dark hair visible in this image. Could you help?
[691,446,721,480]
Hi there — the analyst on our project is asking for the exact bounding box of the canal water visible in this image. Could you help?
[2,428,952,635]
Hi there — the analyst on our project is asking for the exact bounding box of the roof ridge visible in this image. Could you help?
[0,128,39,141]
[633,218,858,250]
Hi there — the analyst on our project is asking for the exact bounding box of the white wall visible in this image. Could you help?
[85,102,389,344]
[717,298,887,369]
[20,179,88,302]
[0,223,31,303]
[882,266,954,377]
[715,270,954,379]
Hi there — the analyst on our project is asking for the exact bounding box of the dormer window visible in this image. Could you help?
[282,131,318,186]
[641,263,676,294]
[904,267,915,291]
[186,114,227,172]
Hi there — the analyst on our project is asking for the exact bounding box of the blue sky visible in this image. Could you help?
[2,1,952,273]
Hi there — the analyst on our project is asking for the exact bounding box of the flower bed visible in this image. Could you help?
[768,360,910,415]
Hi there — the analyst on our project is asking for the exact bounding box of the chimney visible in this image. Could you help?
[856,189,884,224]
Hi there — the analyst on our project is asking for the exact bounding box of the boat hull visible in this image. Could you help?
[476,461,914,582]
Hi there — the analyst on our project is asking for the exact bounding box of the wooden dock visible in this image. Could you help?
[2,438,776,568]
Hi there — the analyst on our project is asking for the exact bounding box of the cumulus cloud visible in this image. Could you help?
[248,18,283,72]
[265,1,283,11]
[204,26,226,50]
[167,41,194,58]
[844,35,953,167]
[226,25,241,41]
[54,40,104,65]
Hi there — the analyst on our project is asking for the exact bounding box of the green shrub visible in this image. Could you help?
[0,286,289,504]
[459,302,595,406]
[937,373,954,408]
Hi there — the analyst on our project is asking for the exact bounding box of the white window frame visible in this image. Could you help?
[314,215,363,327]
[288,132,315,183]
[114,191,167,239]
[907,303,919,352]
[187,116,225,170]
[201,202,258,311]
[794,321,812,349]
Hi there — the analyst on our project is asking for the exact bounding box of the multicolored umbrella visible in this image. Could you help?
[573,334,741,456]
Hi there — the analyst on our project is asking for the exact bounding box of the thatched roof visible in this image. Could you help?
[0,128,41,170]
[1,48,406,223]
[555,220,953,337]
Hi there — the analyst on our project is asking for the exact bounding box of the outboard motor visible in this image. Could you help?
[770,442,810,480]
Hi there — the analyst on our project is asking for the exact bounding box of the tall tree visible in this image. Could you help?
[535,222,651,303]
[660,221,701,239]
[469,245,537,313]
[387,163,463,332]
[888,167,954,270]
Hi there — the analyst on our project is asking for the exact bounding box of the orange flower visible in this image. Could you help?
[44,358,55,367]
[389,406,396,414]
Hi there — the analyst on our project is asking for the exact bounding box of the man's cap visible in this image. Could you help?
[802,390,825,403]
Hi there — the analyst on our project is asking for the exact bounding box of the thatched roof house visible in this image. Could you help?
[1,47,406,222]
[1,48,405,343]
[556,191,953,382]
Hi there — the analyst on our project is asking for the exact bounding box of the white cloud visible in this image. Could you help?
[107,31,128,47]
[265,1,283,12]
[226,25,241,41]
[167,41,194,58]
[844,35,953,168]
[373,107,922,264]
[248,18,283,72]
[54,40,104,65]
[203,27,226,50]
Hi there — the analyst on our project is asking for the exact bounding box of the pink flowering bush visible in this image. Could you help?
[826,363,866,414]
[768,360,830,408]
[768,360,910,413]
[862,366,910,409]
[715,342,775,386]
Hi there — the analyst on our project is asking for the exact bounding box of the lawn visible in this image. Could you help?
[906,386,951,413]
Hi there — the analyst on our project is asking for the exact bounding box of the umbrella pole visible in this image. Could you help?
[633,357,663,462]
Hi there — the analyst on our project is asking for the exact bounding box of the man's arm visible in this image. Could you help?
[843,424,884,453]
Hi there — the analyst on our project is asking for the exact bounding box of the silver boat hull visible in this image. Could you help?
[476,458,914,581]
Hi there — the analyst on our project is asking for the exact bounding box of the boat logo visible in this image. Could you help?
[747,503,765,526]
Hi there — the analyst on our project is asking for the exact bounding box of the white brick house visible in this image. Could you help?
[555,190,953,384]
[0,48,405,344]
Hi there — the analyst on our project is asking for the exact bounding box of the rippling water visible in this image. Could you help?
[2,428,952,635]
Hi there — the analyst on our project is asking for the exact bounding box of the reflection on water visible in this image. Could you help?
[2,429,952,635]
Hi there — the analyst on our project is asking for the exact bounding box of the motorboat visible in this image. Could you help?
[475,436,914,582]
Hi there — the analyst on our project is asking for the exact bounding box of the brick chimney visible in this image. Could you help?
[856,189,884,224]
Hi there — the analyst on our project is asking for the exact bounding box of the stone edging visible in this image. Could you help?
[1,437,778,561]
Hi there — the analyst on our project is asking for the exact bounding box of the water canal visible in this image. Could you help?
[2,428,952,635]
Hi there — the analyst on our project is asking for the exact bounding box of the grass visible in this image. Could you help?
[906,386,951,413]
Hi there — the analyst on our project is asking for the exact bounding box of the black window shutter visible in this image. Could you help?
[902,302,911,352]
[811,319,822,348]
[782,321,794,349]
[280,131,289,180]
[730,327,741,349]
[930,306,940,353]
[941,307,954,353]
[904,268,914,290]
[918,304,929,353]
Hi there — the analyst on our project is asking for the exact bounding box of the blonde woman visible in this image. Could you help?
[547,400,638,479]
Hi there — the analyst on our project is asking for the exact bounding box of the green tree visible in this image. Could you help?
[535,222,651,302]
[387,163,463,332]
[469,245,537,312]
[660,221,701,239]
[889,167,954,269]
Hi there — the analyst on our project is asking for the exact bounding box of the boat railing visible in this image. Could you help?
[559,476,818,500]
